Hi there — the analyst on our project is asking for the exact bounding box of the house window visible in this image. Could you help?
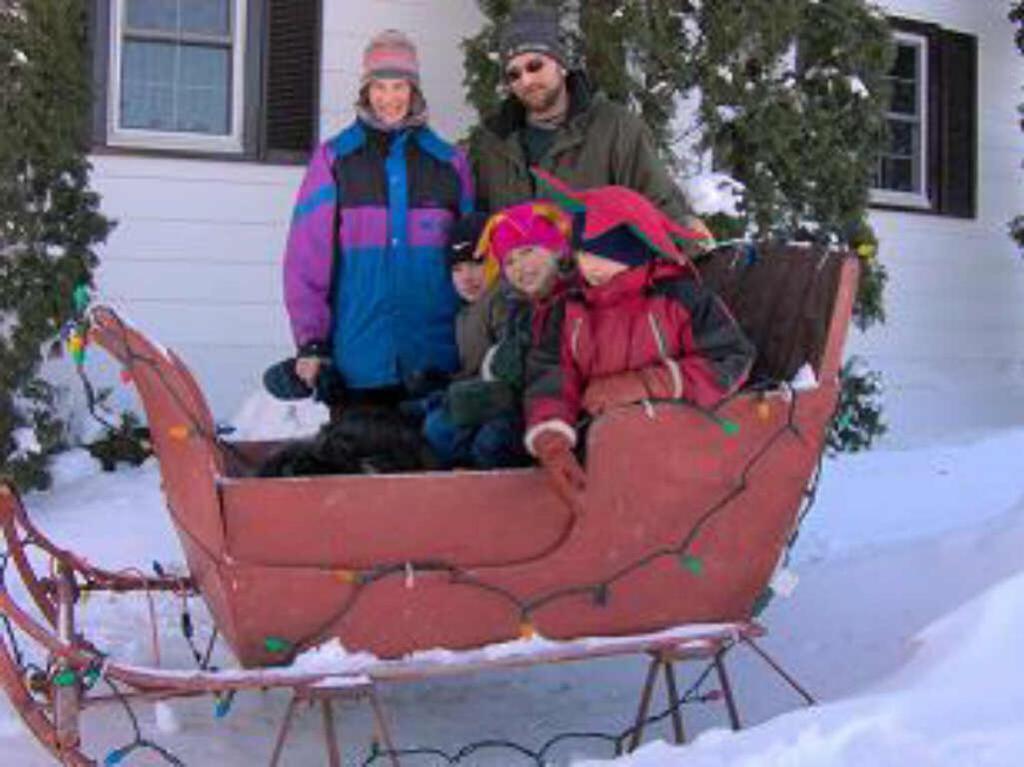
[109,0,247,152]
[870,18,977,218]
[90,0,321,161]
[873,32,928,207]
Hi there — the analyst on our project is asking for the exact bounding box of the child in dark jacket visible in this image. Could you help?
[521,175,756,507]
[447,212,508,379]
[418,212,522,468]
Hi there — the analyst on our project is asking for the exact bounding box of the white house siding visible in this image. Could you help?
[83,0,484,422]
[84,155,300,419]
[83,0,1024,447]
[863,0,1024,446]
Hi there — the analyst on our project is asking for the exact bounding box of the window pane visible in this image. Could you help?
[181,0,229,35]
[178,44,230,133]
[892,43,918,80]
[887,120,917,157]
[874,36,926,196]
[120,40,230,135]
[126,0,229,35]
[880,156,914,192]
[126,0,178,31]
[890,80,917,115]
[121,40,176,130]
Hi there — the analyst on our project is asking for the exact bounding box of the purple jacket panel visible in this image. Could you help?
[283,141,339,348]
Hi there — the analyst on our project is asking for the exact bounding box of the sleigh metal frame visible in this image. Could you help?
[1,243,857,764]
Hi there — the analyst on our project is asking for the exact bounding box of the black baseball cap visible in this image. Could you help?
[447,212,492,268]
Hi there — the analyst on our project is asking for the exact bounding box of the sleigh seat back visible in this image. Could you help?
[697,241,853,387]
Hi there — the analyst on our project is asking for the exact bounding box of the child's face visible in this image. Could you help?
[503,245,560,298]
[577,252,629,287]
[451,261,488,303]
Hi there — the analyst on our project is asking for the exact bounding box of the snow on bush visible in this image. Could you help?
[682,173,746,218]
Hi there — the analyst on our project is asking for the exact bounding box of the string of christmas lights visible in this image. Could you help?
[99,677,185,766]
[0,282,828,764]
[360,656,724,765]
[74,300,820,655]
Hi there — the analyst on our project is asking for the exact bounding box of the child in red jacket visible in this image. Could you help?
[523,175,755,507]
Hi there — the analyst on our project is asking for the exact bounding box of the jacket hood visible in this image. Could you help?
[532,169,707,264]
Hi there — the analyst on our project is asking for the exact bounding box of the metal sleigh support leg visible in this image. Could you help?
[741,635,816,706]
[626,644,742,751]
[268,678,400,767]
[713,648,742,731]
[54,563,83,756]
[626,629,816,752]
[626,650,690,753]
[662,655,686,744]
[626,654,664,752]
[268,694,302,766]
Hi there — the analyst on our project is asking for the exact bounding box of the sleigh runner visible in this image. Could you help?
[1,242,856,764]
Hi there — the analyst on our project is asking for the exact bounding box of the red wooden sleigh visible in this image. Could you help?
[0,243,856,764]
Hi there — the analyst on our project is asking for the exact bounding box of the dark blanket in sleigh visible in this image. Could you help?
[258,404,440,477]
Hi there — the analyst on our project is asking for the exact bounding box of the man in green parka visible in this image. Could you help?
[472,4,711,241]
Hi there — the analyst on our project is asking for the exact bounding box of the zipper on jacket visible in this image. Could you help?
[647,312,670,360]
[570,315,583,363]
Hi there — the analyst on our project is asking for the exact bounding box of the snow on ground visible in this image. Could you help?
[2,427,1023,765]
[583,571,1024,767]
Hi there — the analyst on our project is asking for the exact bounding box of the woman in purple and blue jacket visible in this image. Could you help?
[281,30,473,408]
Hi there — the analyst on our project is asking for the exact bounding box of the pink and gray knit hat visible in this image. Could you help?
[479,202,572,268]
[361,30,420,85]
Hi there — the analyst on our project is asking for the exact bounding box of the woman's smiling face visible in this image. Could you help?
[367,78,413,125]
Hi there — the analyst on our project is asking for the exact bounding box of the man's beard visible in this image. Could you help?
[523,82,566,117]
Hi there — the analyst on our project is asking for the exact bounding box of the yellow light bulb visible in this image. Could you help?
[168,425,190,441]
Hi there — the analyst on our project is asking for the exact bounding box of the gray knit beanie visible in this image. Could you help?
[499,5,568,68]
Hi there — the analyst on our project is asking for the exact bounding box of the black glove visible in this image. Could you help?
[263,357,345,405]
[314,365,346,406]
[263,358,313,400]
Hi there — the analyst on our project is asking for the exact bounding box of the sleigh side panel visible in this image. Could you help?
[211,386,833,665]
[220,470,574,569]
[323,390,834,659]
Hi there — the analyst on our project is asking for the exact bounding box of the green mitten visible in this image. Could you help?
[445,379,518,428]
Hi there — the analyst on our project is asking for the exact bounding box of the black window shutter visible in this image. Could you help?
[86,0,111,147]
[262,0,320,158]
[935,29,977,218]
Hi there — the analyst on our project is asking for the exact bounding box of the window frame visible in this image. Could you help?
[868,16,977,219]
[871,30,930,210]
[106,0,249,154]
